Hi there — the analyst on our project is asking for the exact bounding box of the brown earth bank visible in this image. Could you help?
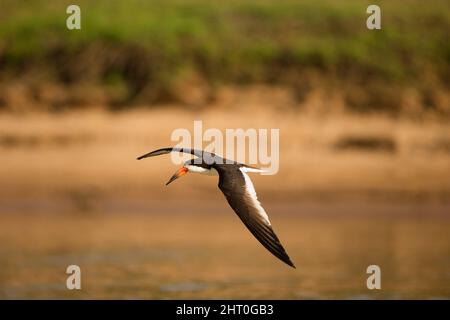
[1,82,449,118]
[1,105,449,213]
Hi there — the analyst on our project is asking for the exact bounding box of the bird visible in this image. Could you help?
[137,147,295,268]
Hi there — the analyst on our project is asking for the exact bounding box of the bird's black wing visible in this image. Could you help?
[137,147,224,164]
[217,167,295,268]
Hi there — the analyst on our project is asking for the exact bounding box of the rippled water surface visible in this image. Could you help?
[0,208,449,299]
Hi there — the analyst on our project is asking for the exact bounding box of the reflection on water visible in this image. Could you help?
[0,209,449,299]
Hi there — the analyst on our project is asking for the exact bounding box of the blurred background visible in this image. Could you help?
[0,0,449,299]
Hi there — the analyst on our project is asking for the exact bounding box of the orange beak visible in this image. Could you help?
[166,167,188,186]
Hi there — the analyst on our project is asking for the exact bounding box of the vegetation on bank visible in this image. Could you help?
[0,0,449,114]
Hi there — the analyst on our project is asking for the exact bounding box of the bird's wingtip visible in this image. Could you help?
[136,148,173,161]
[282,255,296,268]
[287,260,296,269]
[136,152,153,160]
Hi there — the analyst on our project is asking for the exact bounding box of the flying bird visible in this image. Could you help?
[137,147,295,268]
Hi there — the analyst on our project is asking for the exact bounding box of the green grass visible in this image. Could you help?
[0,0,449,108]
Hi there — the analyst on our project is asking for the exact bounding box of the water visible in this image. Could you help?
[0,207,449,299]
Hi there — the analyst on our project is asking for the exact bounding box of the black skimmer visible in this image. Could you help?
[137,147,295,268]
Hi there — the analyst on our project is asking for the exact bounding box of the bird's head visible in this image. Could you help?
[166,160,214,186]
